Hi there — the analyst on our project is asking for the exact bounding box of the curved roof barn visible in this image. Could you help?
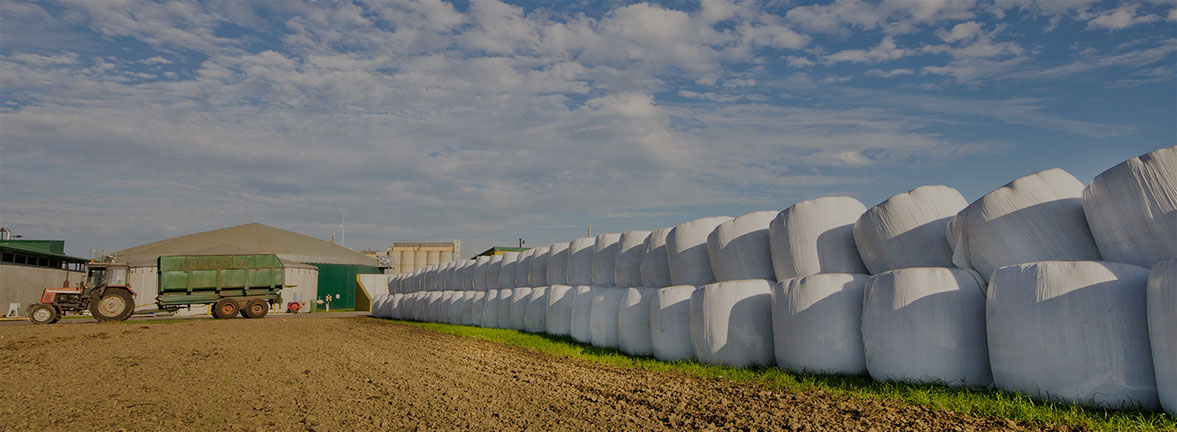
[115,222,378,267]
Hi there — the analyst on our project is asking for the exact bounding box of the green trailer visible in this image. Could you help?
[157,254,284,319]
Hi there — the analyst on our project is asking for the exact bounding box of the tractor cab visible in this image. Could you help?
[85,262,128,290]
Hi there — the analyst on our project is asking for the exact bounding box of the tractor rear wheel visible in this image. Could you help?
[242,300,268,319]
[212,299,238,319]
[91,289,134,322]
[28,304,58,325]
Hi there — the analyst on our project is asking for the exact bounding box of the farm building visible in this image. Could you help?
[0,239,87,316]
[114,222,382,313]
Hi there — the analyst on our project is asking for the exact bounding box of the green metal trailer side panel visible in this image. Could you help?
[156,254,285,307]
[312,263,381,310]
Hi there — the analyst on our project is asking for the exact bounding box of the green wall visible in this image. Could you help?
[311,263,382,310]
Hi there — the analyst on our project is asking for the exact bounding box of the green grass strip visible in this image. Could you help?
[381,318,1175,432]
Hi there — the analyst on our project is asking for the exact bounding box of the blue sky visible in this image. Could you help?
[0,0,1174,258]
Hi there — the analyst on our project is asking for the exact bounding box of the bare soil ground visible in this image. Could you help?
[0,316,1059,431]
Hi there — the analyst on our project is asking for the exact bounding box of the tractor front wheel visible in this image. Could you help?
[213,299,238,319]
[28,304,58,325]
[91,290,134,322]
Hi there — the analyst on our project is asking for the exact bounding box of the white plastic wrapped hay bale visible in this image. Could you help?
[498,252,520,290]
[593,233,622,286]
[448,291,465,325]
[949,168,1101,280]
[461,291,478,325]
[689,279,774,367]
[545,285,575,335]
[771,197,868,280]
[495,288,514,329]
[1083,145,1177,268]
[853,185,967,274]
[371,295,387,317]
[471,291,487,326]
[589,286,626,348]
[473,256,491,291]
[668,217,732,286]
[651,285,696,361]
[482,288,501,328]
[428,291,444,323]
[771,273,868,374]
[524,286,549,333]
[530,246,550,287]
[708,211,777,282]
[547,242,570,285]
[392,293,405,320]
[1149,259,1177,416]
[509,287,533,330]
[570,285,594,343]
[862,267,990,386]
[567,237,596,285]
[486,255,503,290]
[988,261,1157,410]
[615,231,652,287]
[641,227,673,287]
[516,248,534,288]
[461,260,476,290]
[618,287,656,356]
[436,291,451,323]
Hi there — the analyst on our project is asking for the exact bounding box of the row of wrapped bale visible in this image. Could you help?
[379,145,1174,415]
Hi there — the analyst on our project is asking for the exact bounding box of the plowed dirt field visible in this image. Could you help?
[0,315,1055,431]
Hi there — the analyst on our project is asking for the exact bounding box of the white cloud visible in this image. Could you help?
[1085,4,1161,30]
[939,21,982,42]
[785,56,816,67]
[825,36,908,64]
[866,68,915,77]
[723,78,755,87]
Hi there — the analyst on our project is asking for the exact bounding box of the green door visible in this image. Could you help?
[312,263,381,310]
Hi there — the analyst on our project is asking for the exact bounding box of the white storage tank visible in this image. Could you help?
[987,261,1157,410]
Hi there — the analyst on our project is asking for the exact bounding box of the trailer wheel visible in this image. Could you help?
[91,289,134,322]
[28,304,58,325]
[242,300,268,319]
[213,299,238,319]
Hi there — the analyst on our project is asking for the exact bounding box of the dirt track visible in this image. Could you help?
[0,316,1055,431]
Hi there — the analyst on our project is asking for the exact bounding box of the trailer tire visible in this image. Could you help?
[91,289,134,322]
[28,304,58,325]
[242,300,268,319]
[213,299,238,319]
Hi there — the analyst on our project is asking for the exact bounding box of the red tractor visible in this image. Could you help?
[27,262,136,325]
